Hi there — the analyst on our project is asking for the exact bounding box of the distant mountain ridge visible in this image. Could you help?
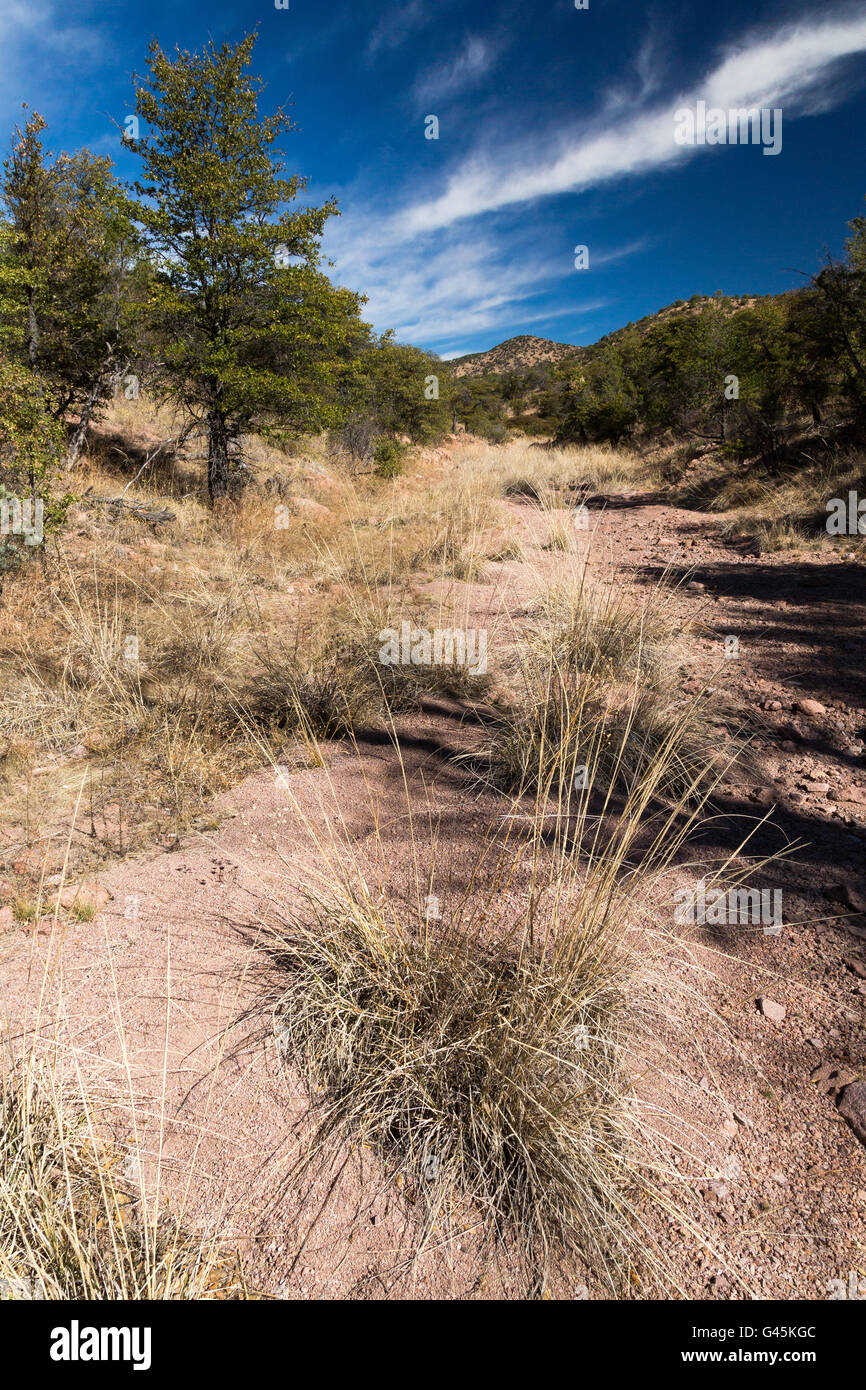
[448,294,763,378]
[449,334,580,378]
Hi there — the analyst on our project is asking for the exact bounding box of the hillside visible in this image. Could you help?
[449,334,583,378]
[450,294,763,379]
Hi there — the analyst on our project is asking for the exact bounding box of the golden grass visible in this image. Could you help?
[483,571,736,805]
[679,444,866,553]
[0,1053,246,1300]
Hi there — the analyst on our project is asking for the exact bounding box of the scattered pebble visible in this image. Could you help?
[757,996,786,1023]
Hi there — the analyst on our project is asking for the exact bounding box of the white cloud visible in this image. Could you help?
[324,200,626,352]
[0,0,112,123]
[327,10,866,353]
[395,12,866,235]
[367,0,428,58]
[413,35,504,108]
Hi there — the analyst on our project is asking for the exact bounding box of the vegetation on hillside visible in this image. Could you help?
[451,227,866,467]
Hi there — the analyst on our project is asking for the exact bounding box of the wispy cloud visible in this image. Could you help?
[412,35,505,108]
[395,12,866,235]
[0,0,113,124]
[367,0,429,58]
[324,200,622,352]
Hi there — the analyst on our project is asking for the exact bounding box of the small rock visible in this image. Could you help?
[722,1119,738,1138]
[57,881,111,911]
[757,996,786,1023]
[22,916,56,936]
[829,785,866,806]
[844,956,866,979]
[811,1062,859,1094]
[796,699,826,718]
[837,1081,866,1147]
[292,497,333,521]
[733,1111,754,1129]
[842,884,866,915]
[0,905,13,930]
[752,786,776,807]
[806,1037,824,1050]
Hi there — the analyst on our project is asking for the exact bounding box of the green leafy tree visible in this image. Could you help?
[337,335,452,458]
[126,33,366,500]
[554,337,641,445]
[0,110,137,459]
[452,375,508,442]
[804,206,866,416]
[0,355,67,574]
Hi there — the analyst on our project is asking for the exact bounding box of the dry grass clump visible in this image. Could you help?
[249,627,387,741]
[490,441,648,502]
[0,559,265,857]
[248,600,492,741]
[263,692,729,1293]
[538,577,673,689]
[0,1058,245,1300]
[416,492,491,580]
[267,850,646,1292]
[487,575,731,803]
[541,505,575,553]
[682,445,866,553]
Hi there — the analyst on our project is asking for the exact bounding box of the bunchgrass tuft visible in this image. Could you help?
[0,1057,246,1300]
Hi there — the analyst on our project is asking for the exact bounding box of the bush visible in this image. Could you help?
[373,436,407,478]
[487,577,734,804]
[0,539,22,573]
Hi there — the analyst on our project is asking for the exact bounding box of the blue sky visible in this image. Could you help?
[2,0,866,357]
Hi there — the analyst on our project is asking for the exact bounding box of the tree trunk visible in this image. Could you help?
[27,290,39,368]
[207,413,231,502]
[66,358,127,470]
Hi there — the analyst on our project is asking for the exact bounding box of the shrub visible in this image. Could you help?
[373,436,407,478]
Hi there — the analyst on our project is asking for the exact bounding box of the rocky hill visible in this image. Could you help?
[449,334,582,378]
[449,295,763,379]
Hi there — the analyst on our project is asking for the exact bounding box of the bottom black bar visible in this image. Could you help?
[0,1298,855,1376]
